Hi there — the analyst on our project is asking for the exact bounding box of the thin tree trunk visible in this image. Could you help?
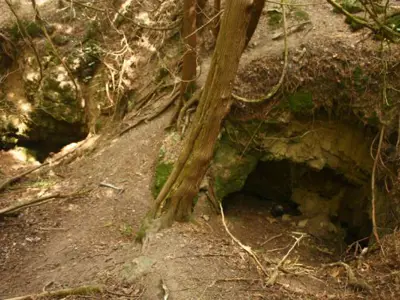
[153,0,254,224]
[245,0,265,49]
[181,0,197,99]
[213,0,221,38]
[197,0,208,30]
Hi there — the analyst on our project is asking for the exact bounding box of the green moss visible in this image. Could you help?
[344,16,364,31]
[267,10,282,29]
[293,9,310,22]
[334,0,364,14]
[67,40,100,82]
[135,224,147,242]
[52,34,69,46]
[152,160,174,198]
[352,66,369,93]
[387,14,400,33]
[119,223,133,237]
[9,21,42,39]
[212,139,258,199]
[366,111,380,126]
[288,91,314,113]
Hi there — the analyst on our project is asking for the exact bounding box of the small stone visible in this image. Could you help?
[282,214,291,221]
[202,214,210,222]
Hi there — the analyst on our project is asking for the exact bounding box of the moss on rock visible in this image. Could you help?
[152,160,174,198]
[211,137,258,200]
[287,91,314,114]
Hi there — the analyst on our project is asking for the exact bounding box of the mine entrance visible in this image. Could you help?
[222,159,373,248]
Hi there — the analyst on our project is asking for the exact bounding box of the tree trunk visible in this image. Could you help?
[213,0,221,38]
[245,0,265,49]
[153,0,254,224]
[181,0,197,99]
[197,0,208,31]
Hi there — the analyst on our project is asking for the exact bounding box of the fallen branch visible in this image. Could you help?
[0,136,94,193]
[0,190,87,217]
[3,285,102,300]
[0,163,49,193]
[266,232,306,285]
[219,202,269,278]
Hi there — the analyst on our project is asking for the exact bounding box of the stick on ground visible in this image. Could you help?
[0,191,87,217]
[3,285,102,300]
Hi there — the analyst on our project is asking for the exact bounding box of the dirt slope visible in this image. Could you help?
[1,1,399,299]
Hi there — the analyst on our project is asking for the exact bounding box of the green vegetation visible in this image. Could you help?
[119,223,133,237]
[267,9,282,29]
[292,9,310,22]
[334,0,364,14]
[152,160,174,198]
[288,91,314,114]
[212,138,258,200]
[9,21,43,39]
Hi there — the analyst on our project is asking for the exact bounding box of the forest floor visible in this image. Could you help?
[1,1,400,299]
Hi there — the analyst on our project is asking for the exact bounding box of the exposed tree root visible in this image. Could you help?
[232,0,288,103]
[371,125,386,254]
[3,285,102,300]
[0,190,89,218]
[177,88,203,130]
[266,232,306,285]
[219,202,269,278]
[323,262,372,292]
[118,90,179,136]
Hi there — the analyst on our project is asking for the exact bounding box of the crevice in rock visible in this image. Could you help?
[222,159,372,248]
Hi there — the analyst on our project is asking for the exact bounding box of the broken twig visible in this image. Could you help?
[99,182,124,194]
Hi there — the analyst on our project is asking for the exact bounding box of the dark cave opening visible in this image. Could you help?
[0,120,87,163]
[222,160,373,247]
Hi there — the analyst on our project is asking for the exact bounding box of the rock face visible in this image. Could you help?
[0,21,101,159]
[212,117,373,198]
[211,114,394,242]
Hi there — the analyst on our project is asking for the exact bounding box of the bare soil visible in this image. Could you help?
[1,1,400,299]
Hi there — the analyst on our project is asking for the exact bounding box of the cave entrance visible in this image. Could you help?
[222,159,373,248]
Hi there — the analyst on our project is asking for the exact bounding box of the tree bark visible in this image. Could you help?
[181,0,198,99]
[197,0,208,30]
[213,0,221,38]
[245,0,265,49]
[153,0,254,224]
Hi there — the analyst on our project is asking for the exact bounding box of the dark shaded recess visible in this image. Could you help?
[222,160,300,217]
[13,117,86,162]
[223,159,372,246]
